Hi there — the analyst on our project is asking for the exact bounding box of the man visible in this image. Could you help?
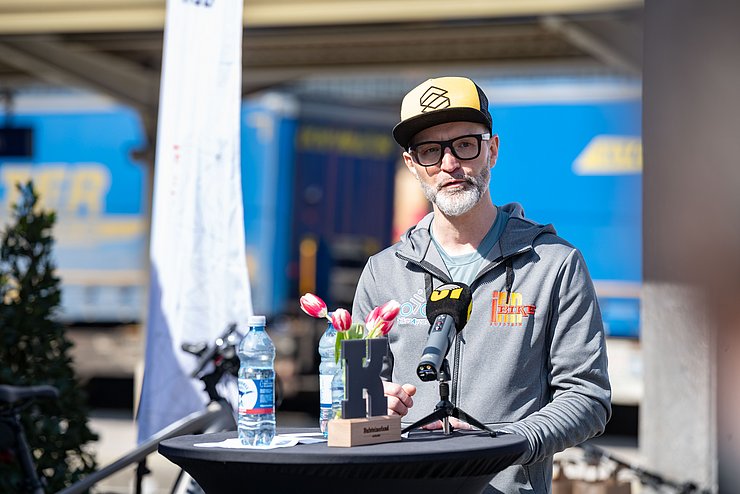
[352,76,611,493]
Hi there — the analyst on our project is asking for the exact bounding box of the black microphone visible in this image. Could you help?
[416,282,472,382]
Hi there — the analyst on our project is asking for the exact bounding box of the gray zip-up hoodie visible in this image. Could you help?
[352,202,611,493]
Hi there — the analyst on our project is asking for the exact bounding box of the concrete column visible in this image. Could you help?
[641,284,716,486]
[643,0,740,491]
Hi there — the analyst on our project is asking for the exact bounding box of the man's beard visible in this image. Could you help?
[415,165,490,217]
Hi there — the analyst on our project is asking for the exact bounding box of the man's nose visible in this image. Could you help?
[439,146,461,173]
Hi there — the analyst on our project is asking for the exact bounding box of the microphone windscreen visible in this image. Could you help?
[426,282,472,332]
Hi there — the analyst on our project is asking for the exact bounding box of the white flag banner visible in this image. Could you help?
[137,0,251,441]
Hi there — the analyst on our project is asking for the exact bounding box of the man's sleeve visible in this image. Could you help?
[498,248,612,465]
[351,257,394,380]
[352,258,377,324]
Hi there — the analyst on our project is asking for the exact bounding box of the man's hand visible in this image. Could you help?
[383,381,416,416]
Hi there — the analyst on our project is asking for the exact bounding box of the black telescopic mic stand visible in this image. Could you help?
[401,359,496,436]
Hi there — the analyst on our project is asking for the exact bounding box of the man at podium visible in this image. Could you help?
[352,76,611,493]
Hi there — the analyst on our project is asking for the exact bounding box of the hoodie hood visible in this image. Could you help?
[397,202,556,264]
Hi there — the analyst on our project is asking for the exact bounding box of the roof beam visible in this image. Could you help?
[0,38,159,112]
[540,15,641,76]
[0,0,642,34]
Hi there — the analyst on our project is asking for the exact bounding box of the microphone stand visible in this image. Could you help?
[401,359,496,436]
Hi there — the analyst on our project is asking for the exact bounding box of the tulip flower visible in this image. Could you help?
[331,308,352,332]
[378,300,400,322]
[299,293,328,319]
[364,302,400,338]
[376,318,395,337]
[364,306,382,328]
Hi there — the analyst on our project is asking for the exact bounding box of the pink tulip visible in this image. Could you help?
[299,293,328,319]
[331,308,352,332]
[378,300,400,322]
[365,302,399,338]
[366,318,394,339]
[365,306,382,328]
[377,318,395,336]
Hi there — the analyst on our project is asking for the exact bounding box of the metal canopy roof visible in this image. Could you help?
[0,0,642,33]
[0,0,643,141]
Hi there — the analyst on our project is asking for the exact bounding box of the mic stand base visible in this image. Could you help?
[400,380,496,437]
[401,404,497,436]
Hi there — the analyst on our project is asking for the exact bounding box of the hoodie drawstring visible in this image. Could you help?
[424,272,433,300]
[505,258,514,304]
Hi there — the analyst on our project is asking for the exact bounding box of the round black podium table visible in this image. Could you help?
[159,428,527,494]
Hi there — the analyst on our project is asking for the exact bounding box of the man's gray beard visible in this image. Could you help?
[417,166,491,217]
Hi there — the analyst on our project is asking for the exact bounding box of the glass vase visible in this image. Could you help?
[330,358,345,420]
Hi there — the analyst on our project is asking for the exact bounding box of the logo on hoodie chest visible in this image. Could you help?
[397,288,428,326]
[491,291,536,327]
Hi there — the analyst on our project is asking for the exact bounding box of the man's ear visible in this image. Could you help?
[489,134,500,168]
[403,151,418,176]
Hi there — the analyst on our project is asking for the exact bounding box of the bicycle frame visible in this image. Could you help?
[1,407,44,494]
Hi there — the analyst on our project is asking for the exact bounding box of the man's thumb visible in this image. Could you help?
[402,383,417,396]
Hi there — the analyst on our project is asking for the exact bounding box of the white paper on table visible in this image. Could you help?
[195,433,327,450]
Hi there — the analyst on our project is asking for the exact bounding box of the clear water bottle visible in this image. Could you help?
[238,315,276,446]
[318,319,337,436]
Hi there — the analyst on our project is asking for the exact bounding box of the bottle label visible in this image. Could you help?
[239,378,274,414]
[319,374,333,407]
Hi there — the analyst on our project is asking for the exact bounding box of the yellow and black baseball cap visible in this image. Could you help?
[393,76,493,149]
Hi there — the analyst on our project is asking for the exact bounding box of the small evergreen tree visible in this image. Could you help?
[0,182,97,492]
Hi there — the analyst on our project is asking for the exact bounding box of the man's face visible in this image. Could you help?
[403,121,499,217]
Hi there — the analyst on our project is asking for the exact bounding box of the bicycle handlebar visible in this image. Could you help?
[579,443,710,493]
[0,385,59,407]
[185,322,239,379]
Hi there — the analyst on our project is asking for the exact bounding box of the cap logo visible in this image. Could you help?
[420,86,450,113]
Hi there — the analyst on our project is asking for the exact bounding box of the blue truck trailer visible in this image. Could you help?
[241,96,398,317]
[0,90,149,323]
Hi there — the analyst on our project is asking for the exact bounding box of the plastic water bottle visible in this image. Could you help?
[238,315,276,446]
[318,319,337,436]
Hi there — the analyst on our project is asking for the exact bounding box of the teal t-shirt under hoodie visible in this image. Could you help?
[431,207,509,285]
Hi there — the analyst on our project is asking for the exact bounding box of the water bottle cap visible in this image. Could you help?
[248,315,266,326]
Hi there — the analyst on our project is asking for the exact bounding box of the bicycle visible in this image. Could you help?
[1,323,245,494]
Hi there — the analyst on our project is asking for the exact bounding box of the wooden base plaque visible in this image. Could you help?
[327,415,401,447]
